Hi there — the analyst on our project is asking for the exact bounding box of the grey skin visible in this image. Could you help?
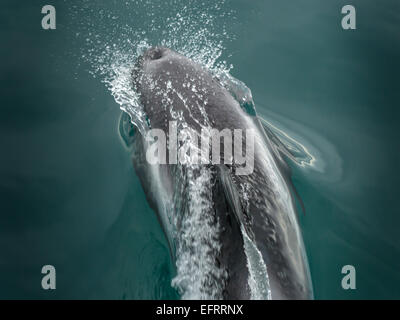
[127,47,313,299]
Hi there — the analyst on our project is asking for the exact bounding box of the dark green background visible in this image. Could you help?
[0,0,399,299]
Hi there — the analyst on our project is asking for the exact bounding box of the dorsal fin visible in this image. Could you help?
[216,165,272,300]
[217,165,255,240]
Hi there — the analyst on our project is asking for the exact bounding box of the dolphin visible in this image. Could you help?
[121,46,313,299]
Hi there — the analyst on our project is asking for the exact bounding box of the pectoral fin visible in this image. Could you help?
[118,111,136,148]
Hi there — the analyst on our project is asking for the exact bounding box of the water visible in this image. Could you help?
[1,0,399,299]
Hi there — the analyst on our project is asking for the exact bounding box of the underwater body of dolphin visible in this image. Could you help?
[125,47,313,299]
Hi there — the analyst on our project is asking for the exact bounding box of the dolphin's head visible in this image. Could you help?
[132,46,182,92]
[132,46,218,96]
[131,46,223,130]
[133,47,169,76]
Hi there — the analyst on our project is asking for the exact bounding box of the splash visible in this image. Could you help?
[69,0,235,79]
[68,0,235,129]
[241,226,272,300]
[170,165,228,299]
